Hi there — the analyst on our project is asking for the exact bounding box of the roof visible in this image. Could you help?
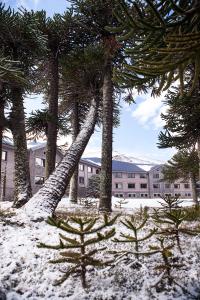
[2,139,63,156]
[83,157,148,173]
[80,158,101,168]
[27,141,47,150]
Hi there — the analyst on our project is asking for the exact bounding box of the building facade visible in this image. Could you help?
[0,145,195,201]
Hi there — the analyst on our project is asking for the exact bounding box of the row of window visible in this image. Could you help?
[115,193,148,198]
[115,192,192,198]
[114,182,190,190]
[153,183,190,189]
[115,183,147,189]
[79,164,100,174]
[114,172,147,179]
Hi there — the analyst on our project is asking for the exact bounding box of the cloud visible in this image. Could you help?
[131,91,167,129]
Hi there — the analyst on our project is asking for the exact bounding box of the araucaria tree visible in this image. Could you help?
[38,214,117,288]
[35,10,75,178]
[71,0,124,212]
[0,5,46,208]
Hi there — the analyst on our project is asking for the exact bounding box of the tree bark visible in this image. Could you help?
[99,60,113,212]
[190,172,199,207]
[10,87,32,208]
[24,96,99,220]
[69,101,80,203]
[0,95,5,198]
[197,137,200,182]
[45,53,59,178]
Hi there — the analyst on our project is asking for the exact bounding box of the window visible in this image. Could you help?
[128,173,135,178]
[115,183,123,189]
[35,176,45,185]
[184,183,190,189]
[175,193,181,197]
[96,169,100,174]
[165,193,172,196]
[35,157,45,167]
[115,193,124,198]
[2,150,7,161]
[79,164,84,171]
[153,184,160,189]
[140,174,146,178]
[185,193,191,197]
[140,183,147,189]
[153,173,159,179]
[128,193,136,198]
[140,193,148,197]
[79,177,85,184]
[174,184,180,189]
[165,184,170,189]
[115,172,122,178]
[88,166,93,173]
[154,193,161,197]
[128,183,135,189]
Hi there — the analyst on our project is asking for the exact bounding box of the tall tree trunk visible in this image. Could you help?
[0,95,5,198]
[24,96,99,221]
[45,52,59,178]
[99,60,113,212]
[197,137,200,181]
[190,172,199,207]
[10,87,32,208]
[69,101,80,203]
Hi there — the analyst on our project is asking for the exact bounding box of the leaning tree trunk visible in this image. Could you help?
[190,172,199,207]
[45,52,59,178]
[10,87,32,208]
[69,101,80,203]
[99,60,113,212]
[24,96,99,221]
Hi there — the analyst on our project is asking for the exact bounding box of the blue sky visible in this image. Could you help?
[4,0,175,163]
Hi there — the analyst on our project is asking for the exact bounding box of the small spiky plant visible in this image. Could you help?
[158,195,183,213]
[38,214,118,288]
[114,198,128,209]
[153,208,200,254]
[114,215,157,259]
[145,238,182,287]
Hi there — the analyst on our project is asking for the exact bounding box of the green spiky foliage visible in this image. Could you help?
[153,208,200,254]
[109,0,200,94]
[26,108,70,139]
[38,214,118,288]
[161,150,199,206]
[114,197,128,209]
[147,238,182,287]
[158,86,200,150]
[158,194,183,213]
[162,151,198,182]
[114,215,157,258]
[0,55,26,89]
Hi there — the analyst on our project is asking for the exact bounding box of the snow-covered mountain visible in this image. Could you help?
[112,152,164,165]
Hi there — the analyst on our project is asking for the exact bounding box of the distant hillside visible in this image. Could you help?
[112,152,164,165]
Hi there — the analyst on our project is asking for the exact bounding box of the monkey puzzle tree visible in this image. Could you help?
[34,10,75,178]
[162,150,199,206]
[0,4,46,207]
[111,0,200,95]
[24,45,105,220]
[71,0,125,212]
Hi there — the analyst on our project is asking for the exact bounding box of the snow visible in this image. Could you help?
[1,197,200,299]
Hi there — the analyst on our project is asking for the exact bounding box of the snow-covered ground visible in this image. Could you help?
[1,197,200,300]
